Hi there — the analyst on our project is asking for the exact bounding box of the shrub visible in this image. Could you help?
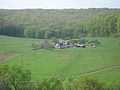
[75,76,105,90]
[112,33,120,38]
[105,81,120,90]
[38,78,63,90]
[88,39,101,46]
[0,65,31,90]
[63,78,75,90]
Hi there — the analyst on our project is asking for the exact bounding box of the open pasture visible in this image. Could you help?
[0,35,120,81]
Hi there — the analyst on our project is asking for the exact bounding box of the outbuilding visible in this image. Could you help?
[55,43,60,49]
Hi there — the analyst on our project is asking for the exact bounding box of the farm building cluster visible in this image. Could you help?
[32,39,101,50]
[55,40,98,49]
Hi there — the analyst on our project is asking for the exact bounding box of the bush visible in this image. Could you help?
[0,79,10,90]
[38,78,63,90]
[1,65,119,90]
[40,40,54,50]
[78,39,88,44]
[112,33,120,38]
[52,37,59,44]
[0,65,31,90]
[105,81,120,90]
[75,77,105,90]
[63,78,75,90]
[88,39,101,46]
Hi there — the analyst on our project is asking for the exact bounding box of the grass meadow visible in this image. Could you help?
[0,35,120,82]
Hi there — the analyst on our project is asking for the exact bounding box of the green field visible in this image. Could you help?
[0,35,120,81]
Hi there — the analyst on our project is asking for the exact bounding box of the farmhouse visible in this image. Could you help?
[54,38,102,49]
[55,40,71,49]
[76,44,85,48]
[55,43,60,49]
[55,40,86,49]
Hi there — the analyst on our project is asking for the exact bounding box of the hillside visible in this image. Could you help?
[0,35,45,54]
[0,8,120,38]
[0,35,120,81]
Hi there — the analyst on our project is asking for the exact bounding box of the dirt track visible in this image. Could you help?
[0,55,7,61]
[72,64,120,78]
[0,52,17,61]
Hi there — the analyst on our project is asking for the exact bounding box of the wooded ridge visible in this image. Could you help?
[0,8,120,38]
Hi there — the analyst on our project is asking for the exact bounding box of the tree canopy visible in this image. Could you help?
[0,8,120,38]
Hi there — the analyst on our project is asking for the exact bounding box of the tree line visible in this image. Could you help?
[0,8,120,38]
[0,65,120,90]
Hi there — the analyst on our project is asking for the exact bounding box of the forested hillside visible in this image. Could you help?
[0,8,120,38]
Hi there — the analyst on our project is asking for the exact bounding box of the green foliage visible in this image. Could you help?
[112,33,120,37]
[78,39,88,44]
[40,40,54,50]
[117,16,120,33]
[52,37,59,44]
[44,31,52,39]
[0,9,120,38]
[38,78,63,90]
[75,77,105,90]
[70,39,79,44]
[105,81,120,90]
[63,78,75,90]
[86,13,118,37]
[0,65,31,90]
[88,39,101,46]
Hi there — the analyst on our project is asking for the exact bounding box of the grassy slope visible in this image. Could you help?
[93,68,120,82]
[0,35,44,53]
[0,35,120,81]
